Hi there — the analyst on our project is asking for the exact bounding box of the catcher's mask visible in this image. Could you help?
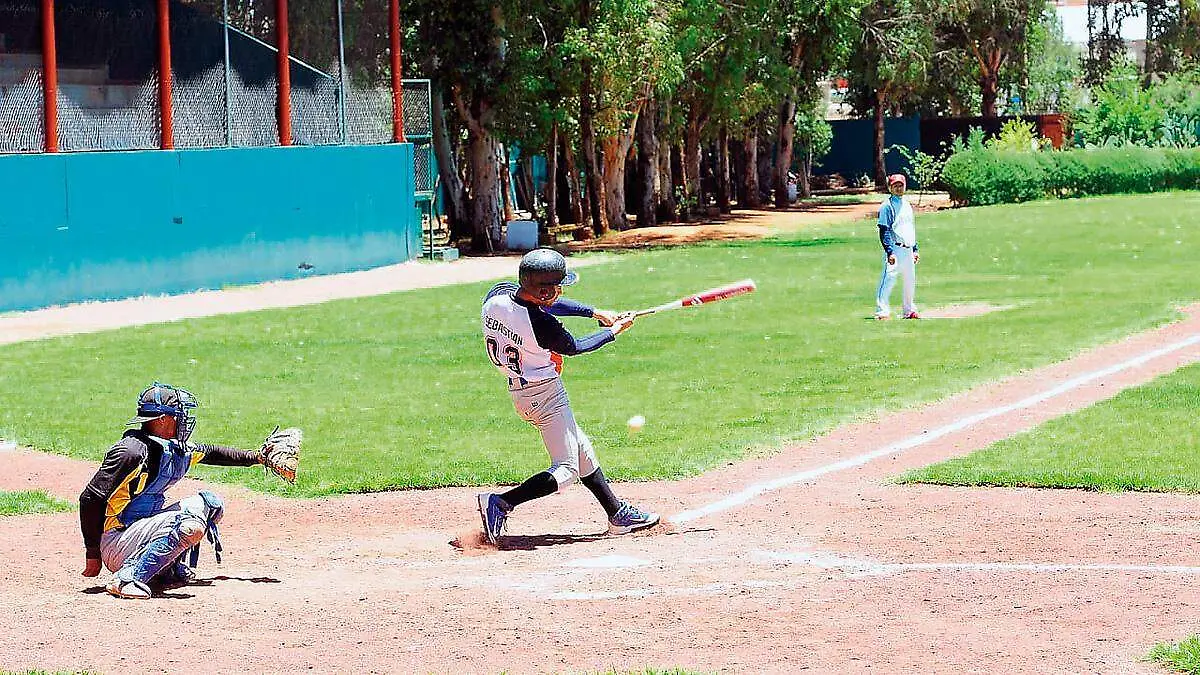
[127,382,199,444]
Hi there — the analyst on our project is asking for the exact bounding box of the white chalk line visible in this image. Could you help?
[753,549,1200,576]
[549,549,1200,601]
[672,333,1200,524]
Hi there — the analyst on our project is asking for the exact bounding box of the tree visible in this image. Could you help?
[671,0,770,218]
[937,0,1043,117]
[1020,2,1082,114]
[850,0,931,186]
[407,1,523,251]
[1083,0,1140,85]
[771,0,866,207]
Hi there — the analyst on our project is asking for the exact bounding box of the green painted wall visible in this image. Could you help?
[0,144,419,312]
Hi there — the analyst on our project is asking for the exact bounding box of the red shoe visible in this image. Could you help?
[903,311,920,319]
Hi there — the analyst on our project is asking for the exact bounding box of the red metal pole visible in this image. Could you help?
[390,0,405,143]
[157,0,174,149]
[41,0,58,153]
[277,0,292,146]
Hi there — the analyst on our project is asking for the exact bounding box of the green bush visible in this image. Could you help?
[942,148,1047,205]
[943,145,1200,205]
[1073,69,1200,148]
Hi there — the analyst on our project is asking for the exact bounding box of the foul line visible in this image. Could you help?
[672,333,1200,525]
[754,549,1200,576]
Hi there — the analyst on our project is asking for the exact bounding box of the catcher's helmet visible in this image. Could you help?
[518,248,578,288]
[128,382,199,443]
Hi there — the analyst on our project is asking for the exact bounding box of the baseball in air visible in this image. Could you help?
[626,415,646,433]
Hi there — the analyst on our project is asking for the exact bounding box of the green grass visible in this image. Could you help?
[898,361,1200,492]
[0,193,1195,496]
[1149,636,1200,674]
[0,490,74,516]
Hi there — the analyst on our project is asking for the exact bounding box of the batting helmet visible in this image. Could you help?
[128,382,199,443]
[518,248,578,288]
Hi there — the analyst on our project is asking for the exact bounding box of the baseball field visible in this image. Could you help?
[2,192,1199,672]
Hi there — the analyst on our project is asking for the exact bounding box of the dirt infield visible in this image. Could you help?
[2,304,1198,673]
[0,199,1192,673]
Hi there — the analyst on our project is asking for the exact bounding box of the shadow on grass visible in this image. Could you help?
[725,236,855,249]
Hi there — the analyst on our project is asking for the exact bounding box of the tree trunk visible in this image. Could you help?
[562,133,584,226]
[545,122,559,231]
[431,78,468,241]
[742,125,760,208]
[716,126,731,214]
[684,115,703,221]
[601,128,637,229]
[467,128,502,251]
[517,155,538,221]
[636,98,658,228]
[579,0,608,236]
[798,150,812,199]
[656,102,676,222]
[499,146,515,222]
[873,88,887,188]
[980,73,999,117]
[774,92,797,208]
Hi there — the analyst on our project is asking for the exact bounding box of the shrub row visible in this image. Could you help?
[942,146,1200,206]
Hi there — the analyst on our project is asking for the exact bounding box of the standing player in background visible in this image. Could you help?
[874,173,921,320]
[477,248,660,545]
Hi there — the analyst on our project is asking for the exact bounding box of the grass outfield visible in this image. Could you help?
[898,361,1200,492]
[1149,636,1200,674]
[0,193,1194,496]
[0,490,74,516]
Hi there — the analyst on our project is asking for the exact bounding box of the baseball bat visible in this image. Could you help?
[632,279,757,318]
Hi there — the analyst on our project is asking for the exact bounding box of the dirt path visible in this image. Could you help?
[0,256,601,346]
[2,305,1198,674]
[567,197,950,252]
[0,198,926,347]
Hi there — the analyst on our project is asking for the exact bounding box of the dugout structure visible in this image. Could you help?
[0,0,434,312]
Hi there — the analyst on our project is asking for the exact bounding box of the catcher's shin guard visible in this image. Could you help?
[115,511,207,586]
[188,491,225,567]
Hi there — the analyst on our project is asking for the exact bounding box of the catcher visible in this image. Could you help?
[78,382,301,599]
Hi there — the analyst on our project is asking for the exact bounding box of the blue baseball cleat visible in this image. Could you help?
[608,501,660,535]
[477,493,510,546]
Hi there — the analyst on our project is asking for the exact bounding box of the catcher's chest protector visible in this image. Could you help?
[116,438,195,528]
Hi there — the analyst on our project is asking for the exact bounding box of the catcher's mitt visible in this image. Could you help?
[260,426,302,483]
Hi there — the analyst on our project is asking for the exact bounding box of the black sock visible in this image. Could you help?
[582,467,621,518]
[500,471,558,509]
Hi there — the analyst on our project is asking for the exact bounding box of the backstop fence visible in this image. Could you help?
[0,0,431,178]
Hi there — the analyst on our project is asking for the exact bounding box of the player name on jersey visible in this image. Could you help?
[483,316,524,346]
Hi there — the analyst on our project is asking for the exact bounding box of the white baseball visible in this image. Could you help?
[626,415,646,432]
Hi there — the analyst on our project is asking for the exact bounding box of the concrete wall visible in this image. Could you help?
[0,144,418,312]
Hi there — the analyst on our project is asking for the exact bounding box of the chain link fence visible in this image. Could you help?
[0,0,430,156]
[0,2,45,152]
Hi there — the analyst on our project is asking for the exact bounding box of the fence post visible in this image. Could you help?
[277,0,292,146]
[41,0,58,153]
[336,0,348,144]
[157,0,174,149]
[390,0,405,143]
[222,0,233,146]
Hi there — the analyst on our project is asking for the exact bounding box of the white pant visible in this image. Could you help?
[875,247,917,317]
[99,494,208,573]
[510,377,599,487]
